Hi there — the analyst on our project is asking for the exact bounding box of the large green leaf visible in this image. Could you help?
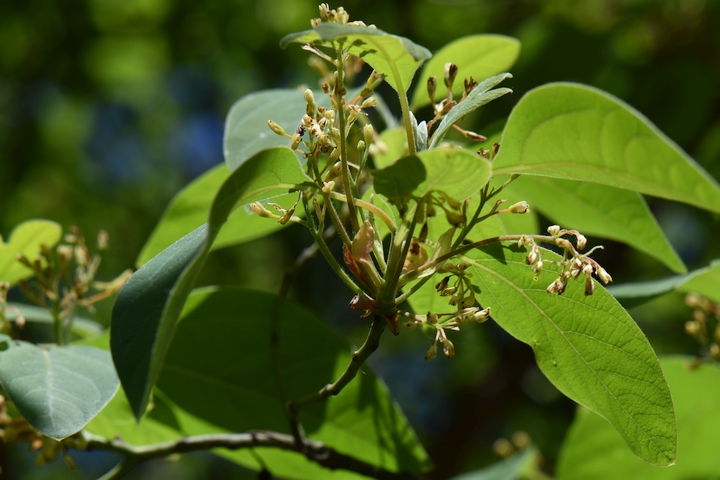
[372,148,491,201]
[0,336,118,440]
[280,23,431,94]
[111,147,311,420]
[507,176,685,274]
[428,73,512,149]
[372,127,408,169]
[609,259,720,305]
[461,243,676,466]
[155,287,430,477]
[556,356,720,479]
[411,34,521,110]
[0,220,62,286]
[493,83,720,213]
[136,163,300,266]
[450,447,537,480]
[224,89,329,172]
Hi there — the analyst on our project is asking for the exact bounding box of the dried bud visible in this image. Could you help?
[440,100,457,115]
[584,275,595,296]
[526,249,538,265]
[547,225,561,236]
[435,276,450,292]
[268,120,288,137]
[321,82,331,94]
[463,130,487,142]
[507,201,529,214]
[444,63,458,88]
[464,77,478,97]
[425,343,438,361]
[532,260,543,275]
[597,267,613,285]
[441,336,455,358]
[427,76,437,104]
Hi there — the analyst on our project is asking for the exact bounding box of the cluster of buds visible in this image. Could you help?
[684,293,720,361]
[520,225,611,296]
[434,267,476,309]
[249,197,302,225]
[15,227,131,333]
[492,431,532,459]
[311,4,372,27]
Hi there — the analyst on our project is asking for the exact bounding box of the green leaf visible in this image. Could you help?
[5,302,103,341]
[0,337,119,440]
[450,447,537,480]
[428,73,513,149]
[372,127,408,169]
[224,89,329,172]
[556,356,720,479]
[411,34,521,110]
[507,176,686,274]
[156,287,430,476]
[281,23,431,94]
[372,148,491,201]
[0,220,62,286]
[493,83,720,213]
[136,164,300,266]
[112,147,310,420]
[462,243,676,466]
[609,260,720,305]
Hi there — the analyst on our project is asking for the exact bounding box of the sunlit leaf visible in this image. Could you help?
[372,127,408,169]
[0,336,118,440]
[136,164,301,266]
[156,287,430,477]
[507,176,686,273]
[112,147,311,420]
[281,23,431,93]
[411,34,521,110]
[556,356,719,479]
[493,83,720,213]
[0,220,62,286]
[372,148,491,202]
[462,243,676,466]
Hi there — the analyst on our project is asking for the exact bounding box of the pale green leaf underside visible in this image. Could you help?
[493,83,720,213]
[157,287,430,476]
[609,259,720,305]
[372,148,491,202]
[0,338,118,440]
[112,147,310,419]
[507,176,685,273]
[280,23,431,93]
[463,243,676,466]
[0,219,62,286]
[411,34,521,110]
[557,356,720,479]
[136,163,300,267]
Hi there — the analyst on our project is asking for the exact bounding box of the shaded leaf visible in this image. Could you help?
[156,287,430,476]
[462,243,676,466]
[507,176,685,273]
[493,83,720,213]
[411,34,521,110]
[112,147,310,420]
[0,337,118,439]
[556,356,719,479]
[5,302,103,341]
[450,447,537,480]
[0,220,62,286]
[281,23,431,93]
[429,73,513,149]
[136,163,301,266]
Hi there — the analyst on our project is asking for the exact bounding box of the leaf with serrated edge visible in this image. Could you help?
[411,34,520,110]
[462,243,676,466]
[0,338,118,440]
[507,176,685,274]
[0,220,62,286]
[136,163,302,267]
[493,83,720,213]
[280,23,431,94]
[111,147,311,420]
[556,356,720,480]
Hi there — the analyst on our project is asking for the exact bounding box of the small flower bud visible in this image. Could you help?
[427,313,438,325]
[444,63,458,88]
[493,438,515,458]
[449,295,461,306]
[473,307,491,323]
[97,230,109,251]
[249,202,275,218]
[575,234,587,250]
[441,286,456,297]
[357,140,366,152]
[427,76,437,104]
[584,275,595,296]
[268,120,288,137]
[463,130,487,142]
[685,320,700,337]
[360,97,377,109]
[526,250,538,265]
[290,133,302,150]
[464,77,478,97]
[303,89,316,112]
[507,201,529,214]
[363,123,374,146]
[441,337,455,358]
[322,180,336,194]
[555,238,573,250]
[597,267,613,285]
[512,431,531,450]
[445,210,466,227]
[435,276,450,292]
[547,225,561,236]
[425,343,438,361]
[440,100,457,115]
[582,263,594,276]
[532,260,543,275]
[404,321,418,331]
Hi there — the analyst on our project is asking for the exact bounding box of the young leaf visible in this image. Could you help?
[280,23,431,94]
[556,356,719,480]
[428,73,513,149]
[450,446,537,480]
[507,176,686,274]
[136,164,301,267]
[0,337,119,440]
[609,259,720,305]
[462,243,676,466]
[493,83,720,213]
[411,34,521,110]
[111,147,311,420]
[372,148,491,202]
[0,220,62,286]
[156,287,431,476]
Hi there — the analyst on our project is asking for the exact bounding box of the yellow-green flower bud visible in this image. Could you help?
[507,201,530,214]
[427,76,437,104]
[425,343,438,361]
[290,133,302,150]
[357,140,366,152]
[361,97,377,109]
[268,120,289,137]
[597,267,613,285]
[547,225,561,236]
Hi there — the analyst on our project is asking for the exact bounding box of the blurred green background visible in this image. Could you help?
[1,0,719,478]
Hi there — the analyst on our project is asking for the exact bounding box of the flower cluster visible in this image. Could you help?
[311,4,371,28]
[520,225,612,296]
[684,293,720,361]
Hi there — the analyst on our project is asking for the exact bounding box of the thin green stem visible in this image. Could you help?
[308,225,363,295]
[335,48,360,234]
[328,191,396,231]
